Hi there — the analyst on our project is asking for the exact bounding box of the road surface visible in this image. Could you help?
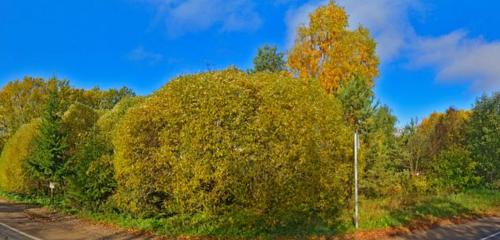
[0,199,154,240]
[0,223,37,240]
[0,197,498,239]
[393,216,500,240]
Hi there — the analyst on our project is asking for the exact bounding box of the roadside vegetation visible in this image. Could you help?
[0,2,498,239]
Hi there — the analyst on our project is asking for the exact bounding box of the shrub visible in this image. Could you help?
[113,69,352,231]
[0,119,40,193]
[65,97,143,210]
[65,128,116,210]
[431,147,480,192]
[97,96,144,136]
[62,102,99,156]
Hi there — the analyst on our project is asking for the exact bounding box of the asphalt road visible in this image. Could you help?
[0,199,152,240]
[0,197,499,240]
[394,216,500,240]
[0,223,36,240]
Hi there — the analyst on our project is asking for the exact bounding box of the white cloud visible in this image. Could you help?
[412,31,500,90]
[128,46,163,64]
[337,0,417,62]
[285,1,322,48]
[147,0,262,36]
[284,0,500,91]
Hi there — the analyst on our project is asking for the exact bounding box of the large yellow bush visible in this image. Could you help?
[0,119,40,193]
[62,103,99,154]
[97,96,144,136]
[113,70,352,227]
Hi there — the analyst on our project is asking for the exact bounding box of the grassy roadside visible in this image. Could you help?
[0,189,499,239]
[354,189,500,231]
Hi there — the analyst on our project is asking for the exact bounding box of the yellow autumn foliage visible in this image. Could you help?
[97,96,144,136]
[62,103,100,154]
[288,1,379,93]
[113,69,352,227]
[0,119,40,193]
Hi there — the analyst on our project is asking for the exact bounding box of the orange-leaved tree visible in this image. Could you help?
[288,1,379,94]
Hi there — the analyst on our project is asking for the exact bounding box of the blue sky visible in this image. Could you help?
[1,0,499,125]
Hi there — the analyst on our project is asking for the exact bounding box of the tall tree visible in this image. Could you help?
[336,76,375,130]
[399,119,427,176]
[0,77,134,151]
[252,45,286,73]
[0,77,54,149]
[362,106,400,197]
[28,89,67,192]
[466,92,500,186]
[288,1,379,94]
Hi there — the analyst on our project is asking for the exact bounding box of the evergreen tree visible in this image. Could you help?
[28,88,67,192]
[466,92,500,187]
[252,45,286,73]
[336,76,375,131]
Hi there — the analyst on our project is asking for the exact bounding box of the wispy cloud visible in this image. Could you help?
[145,0,262,37]
[284,0,500,91]
[128,46,163,64]
[285,1,321,48]
[412,31,500,90]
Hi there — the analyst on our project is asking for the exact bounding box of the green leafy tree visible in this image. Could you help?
[362,106,401,197]
[252,45,286,73]
[398,119,426,176]
[431,147,480,192]
[467,92,500,187]
[28,89,68,193]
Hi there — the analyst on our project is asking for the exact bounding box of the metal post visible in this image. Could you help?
[49,182,55,205]
[354,130,359,229]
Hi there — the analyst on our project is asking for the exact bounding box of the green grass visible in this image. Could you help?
[0,189,499,238]
[354,189,500,231]
[0,191,52,206]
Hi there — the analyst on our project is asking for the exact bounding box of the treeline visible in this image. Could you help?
[0,1,498,236]
[397,96,499,192]
[0,77,135,195]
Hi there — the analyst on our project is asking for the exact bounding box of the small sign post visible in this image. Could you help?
[49,182,55,204]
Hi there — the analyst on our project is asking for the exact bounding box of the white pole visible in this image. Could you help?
[354,130,359,229]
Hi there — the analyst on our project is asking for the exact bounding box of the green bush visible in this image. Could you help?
[431,147,480,192]
[65,97,143,210]
[65,128,116,210]
[0,119,40,193]
[62,103,99,156]
[113,70,352,231]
